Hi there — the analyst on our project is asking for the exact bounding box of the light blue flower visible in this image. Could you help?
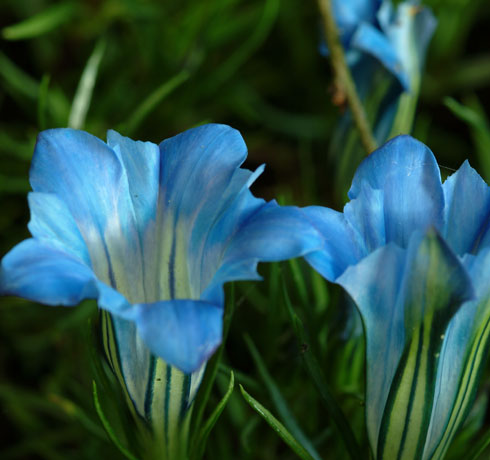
[303,135,490,459]
[0,125,322,443]
[325,0,436,92]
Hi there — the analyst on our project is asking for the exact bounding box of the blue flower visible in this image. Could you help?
[303,136,490,459]
[324,0,436,92]
[0,125,321,422]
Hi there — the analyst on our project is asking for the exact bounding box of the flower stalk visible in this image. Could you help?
[316,0,377,154]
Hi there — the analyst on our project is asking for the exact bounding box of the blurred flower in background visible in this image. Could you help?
[303,135,490,459]
[0,124,321,458]
[322,0,437,198]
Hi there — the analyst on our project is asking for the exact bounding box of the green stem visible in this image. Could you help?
[317,0,377,155]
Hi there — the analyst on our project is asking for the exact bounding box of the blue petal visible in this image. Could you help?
[27,192,90,265]
[143,124,250,302]
[332,0,381,45]
[338,230,474,457]
[378,1,437,88]
[30,128,145,303]
[336,242,406,451]
[344,183,385,253]
[349,135,444,248]
[106,130,160,240]
[0,239,97,305]
[463,247,490,299]
[351,21,409,90]
[301,205,365,282]
[442,160,490,256]
[423,248,490,458]
[0,238,133,316]
[202,201,323,303]
[131,299,222,374]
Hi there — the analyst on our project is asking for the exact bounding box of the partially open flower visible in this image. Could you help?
[0,124,322,455]
[304,135,490,460]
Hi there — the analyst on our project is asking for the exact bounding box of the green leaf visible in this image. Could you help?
[191,284,236,442]
[0,174,30,193]
[244,334,322,460]
[444,96,490,181]
[203,0,280,93]
[191,371,235,460]
[2,3,76,40]
[38,74,51,130]
[68,39,106,130]
[121,70,190,135]
[282,279,364,460]
[92,381,140,460]
[468,428,490,460]
[239,384,316,460]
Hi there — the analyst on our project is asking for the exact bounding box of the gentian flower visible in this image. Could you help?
[0,125,322,454]
[325,0,436,93]
[303,136,490,459]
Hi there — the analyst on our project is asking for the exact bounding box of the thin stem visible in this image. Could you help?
[317,0,377,154]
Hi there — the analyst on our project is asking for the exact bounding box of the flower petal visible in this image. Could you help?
[349,135,444,248]
[337,230,474,458]
[142,124,249,302]
[27,192,90,265]
[376,231,473,460]
[443,160,490,256]
[332,0,381,45]
[0,239,97,306]
[106,130,160,239]
[201,201,323,304]
[29,128,145,303]
[351,21,409,90]
[343,183,386,253]
[129,299,223,374]
[423,247,490,459]
[378,1,437,89]
[336,242,406,453]
[301,205,365,282]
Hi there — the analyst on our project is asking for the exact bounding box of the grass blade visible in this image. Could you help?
[282,280,364,460]
[92,381,140,460]
[121,70,190,135]
[239,384,316,460]
[192,371,235,460]
[69,39,106,129]
[2,3,76,41]
[244,334,322,460]
[38,74,51,130]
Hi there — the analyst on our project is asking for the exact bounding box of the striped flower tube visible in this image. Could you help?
[0,125,322,458]
[303,135,490,459]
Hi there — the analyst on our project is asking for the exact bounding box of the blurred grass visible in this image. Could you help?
[1,0,490,459]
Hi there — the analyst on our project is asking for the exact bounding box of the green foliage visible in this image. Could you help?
[1,0,490,459]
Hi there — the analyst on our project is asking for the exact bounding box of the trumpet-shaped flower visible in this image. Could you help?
[303,136,490,459]
[0,125,322,451]
[325,0,436,92]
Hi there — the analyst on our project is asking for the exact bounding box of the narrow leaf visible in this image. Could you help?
[444,96,490,181]
[244,334,322,460]
[239,384,316,460]
[468,428,490,460]
[92,381,140,460]
[192,371,235,460]
[2,3,76,40]
[38,74,51,130]
[121,70,190,135]
[282,279,364,460]
[191,284,236,441]
[69,39,106,129]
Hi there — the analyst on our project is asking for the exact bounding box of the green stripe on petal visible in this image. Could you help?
[427,297,490,460]
[377,231,474,460]
[101,311,204,458]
